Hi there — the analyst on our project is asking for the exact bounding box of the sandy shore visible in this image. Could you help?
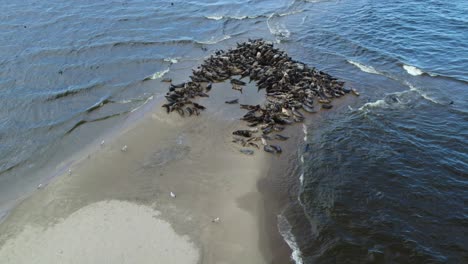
[0,78,294,263]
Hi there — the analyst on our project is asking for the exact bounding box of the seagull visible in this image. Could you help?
[121,145,128,152]
[37,183,43,189]
[212,217,220,223]
[100,140,105,146]
[170,192,176,198]
[68,169,72,175]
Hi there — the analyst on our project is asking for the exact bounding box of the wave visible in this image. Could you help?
[65,112,128,134]
[267,13,291,40]
[112,39,195,48]
[404,80,441,105]
[130,95,154,113]
[358,82,442,111]
[278,214,304,264]
[403,64,424,76]
[143,68,170,81]
[86,96,111,113]
[278,9,304,17]
[46,81,103,101]
[205,15,223,20]
[163,57,179,64]
[402,64,443,78]
[347,60,383,75]
[196,35,231,45]
[204,14,266,21]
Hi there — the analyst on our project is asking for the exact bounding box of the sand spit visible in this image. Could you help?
[0,79,291,263]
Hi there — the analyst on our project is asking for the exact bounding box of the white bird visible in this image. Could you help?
[37,184,43,189]
[100,140,105,146]
[212,217,220,223]
[170,192,176,198]
[121,145,128,152]
[68,169,72,175]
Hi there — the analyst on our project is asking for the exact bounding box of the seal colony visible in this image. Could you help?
[162,39,358,154]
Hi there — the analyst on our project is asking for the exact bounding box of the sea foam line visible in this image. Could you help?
[404,80,440,104]
[204,15,263,20]
[278,214,304,264]
[205,15,223,20]
[163,57,180,64]
[130,95,154,113]
[266,13,291,40]
[402,64,423,76]
[196,35,231,45]
[347,60,382,75]
[144,68,169,81]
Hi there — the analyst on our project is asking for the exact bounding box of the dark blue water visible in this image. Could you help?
[0,0,467,262]
[281,1,468,263]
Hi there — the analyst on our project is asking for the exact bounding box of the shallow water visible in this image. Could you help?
[1,0,467,262]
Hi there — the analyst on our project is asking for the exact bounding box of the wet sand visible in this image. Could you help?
[0,78,294,263]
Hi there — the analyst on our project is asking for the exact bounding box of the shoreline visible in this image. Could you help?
[0,78,295,263]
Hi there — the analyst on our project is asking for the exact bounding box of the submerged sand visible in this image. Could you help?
[0,79,294,263]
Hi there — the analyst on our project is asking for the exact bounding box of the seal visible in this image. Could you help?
[225,99,239,104]
[162,39,350,154]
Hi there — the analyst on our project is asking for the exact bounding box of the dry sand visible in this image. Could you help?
[0,200,199,264]
[0,80,293,263]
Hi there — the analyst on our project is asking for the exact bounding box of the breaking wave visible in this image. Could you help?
[278,214,304,264]
[204,14,266,20]
[347,60,382,75]
[404,80,441,104]
[267,13,291,40]
[143,68,170,81]
[403,64,424,76]
[196,35,231,45]
[358,83,441,112]
[46,81,104,101]
[163,57,180,64]
[205,15,223,20]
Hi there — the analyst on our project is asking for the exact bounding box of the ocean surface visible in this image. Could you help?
[1,0,467,263]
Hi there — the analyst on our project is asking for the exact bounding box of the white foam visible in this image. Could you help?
[130,95,153,113]
[205,15,223,20]
[299,173,304,185]
[146,68,169,80]
[197,35,231,45]
[403,64,423,76]
[163,57,179,64]
[302,124,307,135]
[359,82,441,111]
[358,99,386,111]
[267,13,291,40]
[278,214,304,264]
[347,60,381,75]
[205,15,260,20]
[231,15,247,20]
[404,81,440,104]
[279,10,304,17]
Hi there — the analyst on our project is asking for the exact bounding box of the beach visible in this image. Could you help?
[0,79,295,263]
